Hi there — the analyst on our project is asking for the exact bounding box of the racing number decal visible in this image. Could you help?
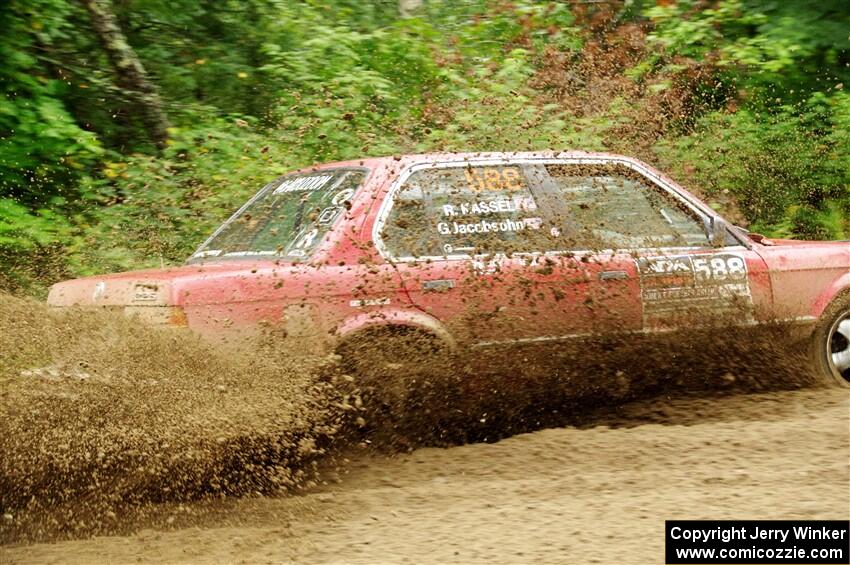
[636,253,753,328]
[691,255,747,283]
[288,228,319,257]
[463,167,525,192]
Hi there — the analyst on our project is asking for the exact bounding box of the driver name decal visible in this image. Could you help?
[636,253,753,327]
[436,217,542,235]
[441,196,537,217]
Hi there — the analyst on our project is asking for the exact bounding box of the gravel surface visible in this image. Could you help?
[3,387,847,565]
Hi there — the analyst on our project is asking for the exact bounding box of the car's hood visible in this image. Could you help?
[47,261,295,307]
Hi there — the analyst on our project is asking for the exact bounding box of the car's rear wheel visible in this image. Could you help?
[336,326,452,414]
[810,294,850,388]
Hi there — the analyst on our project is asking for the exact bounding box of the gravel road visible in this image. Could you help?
[3,387,847,565]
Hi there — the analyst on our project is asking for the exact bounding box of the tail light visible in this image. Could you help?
[168,307,189,327]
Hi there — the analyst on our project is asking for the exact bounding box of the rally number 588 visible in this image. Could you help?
[692,255,747,282]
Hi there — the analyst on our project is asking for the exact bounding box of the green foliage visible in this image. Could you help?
[645,0,849,239]
[645,0,850,100]
[260,17,439,161]
[68,117,302,275]
[0,0,103,205]
[0,199,72,249]
[1,0,848,294]
[654,99,849,239]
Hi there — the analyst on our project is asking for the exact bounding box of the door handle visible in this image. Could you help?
[599,270,629,281]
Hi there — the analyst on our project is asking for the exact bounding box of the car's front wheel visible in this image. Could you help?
[810,294,850,388]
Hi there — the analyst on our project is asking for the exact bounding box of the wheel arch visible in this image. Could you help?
[813,273,850,320]
[333,308,456,353]
[809,278,850,388]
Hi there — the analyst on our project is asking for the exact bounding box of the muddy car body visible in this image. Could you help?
[48,152,850,387]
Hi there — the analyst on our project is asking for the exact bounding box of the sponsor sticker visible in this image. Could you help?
[636,253,753,327]
[287,228,319,256]
[332,188,355,205]
[132,283,159,302]
[317,206,342,225]
[273,174,333,194]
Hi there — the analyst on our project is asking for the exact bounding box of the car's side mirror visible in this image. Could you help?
[710,216,729,248]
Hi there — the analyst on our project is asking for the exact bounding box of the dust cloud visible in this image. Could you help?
[0,293,349,543]
[1,289,835,549]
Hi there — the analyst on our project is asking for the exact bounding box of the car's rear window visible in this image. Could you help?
[189,168,366,262]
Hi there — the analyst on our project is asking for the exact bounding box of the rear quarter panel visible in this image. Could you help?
[176,159,419,350]
[176,262,414,351]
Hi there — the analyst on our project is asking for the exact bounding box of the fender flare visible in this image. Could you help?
[813,272,850,319]
[334,308,456,351]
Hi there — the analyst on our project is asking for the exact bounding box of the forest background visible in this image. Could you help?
[2,0,848,294]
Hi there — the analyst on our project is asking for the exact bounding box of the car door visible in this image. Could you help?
[373,160,642,347]
[538,160,773,332]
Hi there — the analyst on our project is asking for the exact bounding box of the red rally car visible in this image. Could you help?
[48,152,850,387]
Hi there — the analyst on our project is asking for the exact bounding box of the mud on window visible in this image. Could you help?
[380,165,556,259]
[190,168,367,262]
[544,164,711,250]
[380,162,713,260]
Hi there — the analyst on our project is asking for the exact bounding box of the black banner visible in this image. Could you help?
[666,520,849,564]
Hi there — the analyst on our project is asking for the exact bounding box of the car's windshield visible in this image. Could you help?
[189,168,367,263]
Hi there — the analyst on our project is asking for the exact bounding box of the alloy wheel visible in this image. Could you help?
[827,312,850,385]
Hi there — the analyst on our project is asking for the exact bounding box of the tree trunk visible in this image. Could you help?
[80,0,170,148]
[399,0,423,18]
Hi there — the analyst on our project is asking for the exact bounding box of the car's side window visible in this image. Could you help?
[544,163,711,250]
[381,165,553,258]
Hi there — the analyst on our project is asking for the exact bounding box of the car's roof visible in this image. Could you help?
[287,150,725,223]
[294,150,642,173]
[292,150,710,215]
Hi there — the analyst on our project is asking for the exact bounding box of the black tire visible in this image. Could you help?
[809,293,850,388]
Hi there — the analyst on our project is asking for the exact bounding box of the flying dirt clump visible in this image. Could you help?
[0,293,349,543]
[0,291,825,544]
